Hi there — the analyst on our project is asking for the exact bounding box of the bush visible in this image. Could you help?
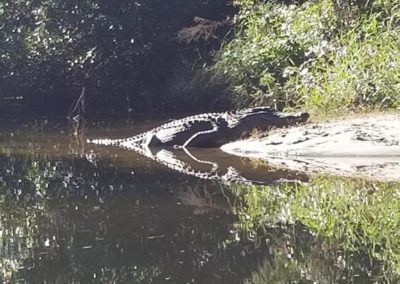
[0,0,234,117]
[214,0,400,113]
[291,17,400,113]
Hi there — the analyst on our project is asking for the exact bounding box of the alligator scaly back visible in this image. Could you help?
[88,107,309,183]
[89,107,309,150]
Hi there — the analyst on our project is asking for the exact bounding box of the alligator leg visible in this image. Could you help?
[181,122,219,148]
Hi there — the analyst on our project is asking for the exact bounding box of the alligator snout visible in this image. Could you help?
[276,111,309,123]
[282,112,309,126]
[296,112,310,122]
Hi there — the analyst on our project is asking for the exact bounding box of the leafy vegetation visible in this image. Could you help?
[2,0,399,117]
[0,0,234,117]
[215,0,400,113]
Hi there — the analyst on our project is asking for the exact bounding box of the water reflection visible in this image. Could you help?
[1,125,400,283]
[232,178,400,283]
[0,153,264,283]
[1,122,308,185]
[87,145,309,185]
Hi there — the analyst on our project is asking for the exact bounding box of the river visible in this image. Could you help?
[0,121,399,283]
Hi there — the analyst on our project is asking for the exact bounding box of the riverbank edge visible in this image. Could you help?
[220,112,400,181]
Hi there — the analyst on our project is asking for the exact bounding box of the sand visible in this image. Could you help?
[221,113,400,181]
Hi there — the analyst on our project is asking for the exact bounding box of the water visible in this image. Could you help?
[1,122,399,283]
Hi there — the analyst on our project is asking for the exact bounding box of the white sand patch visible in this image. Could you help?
[221,113,400,181]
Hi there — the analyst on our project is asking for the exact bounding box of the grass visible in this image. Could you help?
[295,21,400,114]
[213,0,400,115]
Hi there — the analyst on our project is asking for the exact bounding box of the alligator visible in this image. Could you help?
[89,107,309,151]
[88,107,309,184]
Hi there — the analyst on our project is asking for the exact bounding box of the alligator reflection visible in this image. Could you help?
[148,147,308,184]
[2,126,395,283]
[89,144,308,185]
[0,153,264,283]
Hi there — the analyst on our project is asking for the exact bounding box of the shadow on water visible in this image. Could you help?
[1,123,400,283]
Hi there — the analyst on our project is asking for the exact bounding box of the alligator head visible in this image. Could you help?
[229,108,309,131]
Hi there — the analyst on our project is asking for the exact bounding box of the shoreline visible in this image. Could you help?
[221,113,400,181]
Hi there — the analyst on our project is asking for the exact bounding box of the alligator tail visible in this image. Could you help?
[87,132,147,148]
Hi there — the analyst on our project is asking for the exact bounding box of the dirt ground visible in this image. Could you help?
[221,112,400,181]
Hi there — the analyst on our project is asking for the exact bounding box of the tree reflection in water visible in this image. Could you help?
[1,129,400,283]
[0,154,264,283]
[233,178,400,283]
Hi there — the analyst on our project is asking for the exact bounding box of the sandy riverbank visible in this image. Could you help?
[221,112,400,181]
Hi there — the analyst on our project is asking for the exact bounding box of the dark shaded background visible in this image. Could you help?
[0,0,236,120]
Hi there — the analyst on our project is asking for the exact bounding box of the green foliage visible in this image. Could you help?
[292,21,400,112]
[215,0,336,107]
[215,0,400,113]
[0,0,233,115]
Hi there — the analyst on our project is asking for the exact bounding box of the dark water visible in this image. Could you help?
[0,123,399,283]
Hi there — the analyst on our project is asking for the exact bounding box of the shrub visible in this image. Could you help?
[214,0,336,108]
[214,0,400,113]
[291,16,400,113]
